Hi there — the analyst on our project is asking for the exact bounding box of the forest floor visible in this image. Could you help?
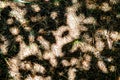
[0,0,120,80]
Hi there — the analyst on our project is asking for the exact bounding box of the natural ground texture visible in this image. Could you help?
[0,0,120,80]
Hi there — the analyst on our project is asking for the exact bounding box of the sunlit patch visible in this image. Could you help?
[15,35,23,42]
[106,57,113,62]
[9,6,27,24]
[20,61,32,70]
[66,6,80,29]
[110,31,120,41]
[31,4,41,12]
[82,60,90,70]
[51,43,64,57]
[97,60,108,73]
[30,16,38,22]
[9,27,20,35]
[18,42,41,60]
[24,26,31,31]
[109,65,116,72]
[18,42,31,60]
[45,0,49,2]
[7,18,14,25]
[78,25,88,31]
[86,3,98,9]
[81,54,91,70]
[8,57,20,80]
[78,13,85,23]
[54,1,60,6]
[70,58,79,66]
[116,14,120,18]
[58,72,64,77]
[0,1,9,8]
[99,2,111,12]
[25,75,43,80]
[0,35,9,55]
[50,11,58,19]
[29,35,35,43]
[82,33,92,44]
[95,29,115,49]
[43,51,55,60]
[37,36,50,50]
[52,25,80,57]
[95,39,105,51]
[86,0,98,9]
[110,0,119,4]
[19,61,50,79]
[83,54,91,62]
[29,43,40,54]
[0,44,8,55]
[71,41,96,53]
[72,0,78,4]
[9,71,20,80]
[15,2,25,7]
[50,58,58,67]
[62,59,70,67]
[68,68,76,80]
[45,76,52,80]
[83,17,97,24]
[33,63,46,74]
